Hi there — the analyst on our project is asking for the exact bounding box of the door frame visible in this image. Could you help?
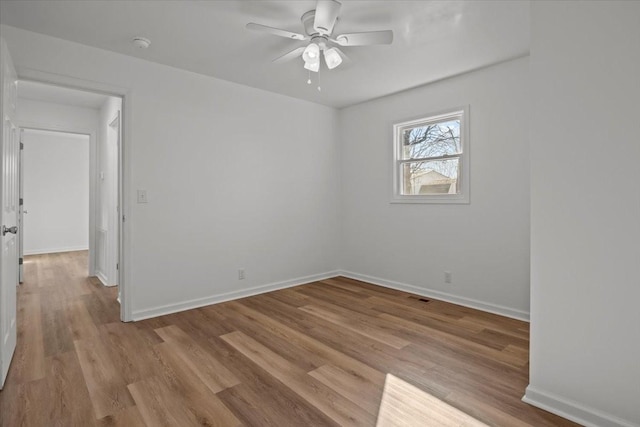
[18,125,96,274]
[16,69,133,322]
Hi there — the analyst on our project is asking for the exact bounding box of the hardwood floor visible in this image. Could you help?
[0,251,577,426]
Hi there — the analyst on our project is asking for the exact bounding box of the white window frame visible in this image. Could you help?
[391,106,470,204]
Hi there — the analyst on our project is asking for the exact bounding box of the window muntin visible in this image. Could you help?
[393,108,468,203]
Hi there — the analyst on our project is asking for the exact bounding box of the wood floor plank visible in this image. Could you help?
[263,286,313,307]
[305,324,451,400]
[97,406,147,427]
[309,364,383,416]
[1,252,579,427]
[225,300,386,385]
[312,280,372,300]
[366,295,484,332]
[82,292,121,326]
[222,330,377,426]
[3,377,58,427]
[299,304,411,350]
[41,307,75,357]
[74,338,136,419]
[403,342,529,397]
[210,335,339,427]
[154,325,240,393]
[152,342,242,426]
[66,298,100,341]
[127,376,204,427]
[217,381,338,427]
[10,293,46,384]
[332,276,414,298]
[215,302,325,372]
[102,321,164,385]
[295,284,383,317]
[170,305,236,339]
[45,350,96,425]
[241,295,456,398]
[444,391,574,427]
[379,312,529,367]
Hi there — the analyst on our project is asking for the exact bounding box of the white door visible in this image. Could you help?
[0,37,19,389]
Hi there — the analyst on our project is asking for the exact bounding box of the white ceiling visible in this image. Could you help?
[0,0,530,109]
[18,80,109,109]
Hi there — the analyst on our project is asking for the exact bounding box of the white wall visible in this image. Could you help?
[339,57,530,319]
[526,2,640,426]
[95,97,121,286]
[16,97,98,131]
[22,129,89,254]
[1,25,340,318]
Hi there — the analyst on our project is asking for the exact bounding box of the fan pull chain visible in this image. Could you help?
[317,68,322,92]
[307,70,311,85]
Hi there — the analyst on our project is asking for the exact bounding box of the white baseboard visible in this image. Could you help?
[131,270,341,321]
[24,246,89,255]
[95,271,115,287]
[338,270,530,322]
[523,386,638,427]
[130,269,529,323]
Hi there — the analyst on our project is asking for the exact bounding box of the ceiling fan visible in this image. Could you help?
[246,0,393,73]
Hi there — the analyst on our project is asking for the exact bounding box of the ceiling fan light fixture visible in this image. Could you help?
[302,43,320,62]
[323,47,342,70]
[304,58,320,72]
[246,0,394,87]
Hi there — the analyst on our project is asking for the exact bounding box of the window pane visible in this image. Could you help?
[402,119,461,160]
[401,159,460,195]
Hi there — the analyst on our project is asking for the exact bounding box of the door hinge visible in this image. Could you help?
[19,257,23,265]
[116,263,119,270]
[19,198,23,206]
[122,215,125,222]
[20,142,24,150]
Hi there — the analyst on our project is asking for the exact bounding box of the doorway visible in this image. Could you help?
[21,129,90,259]
[16,80,125,316]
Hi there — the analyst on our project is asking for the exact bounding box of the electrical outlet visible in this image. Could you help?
[137,189,148,204]
[444,271,452,284]
[238,269,245,280]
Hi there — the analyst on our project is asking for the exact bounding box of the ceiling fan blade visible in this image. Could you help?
[333,47,350,62]
[313,0,341,35]
[272,46,306,63]
[246,23,307,40]
[334,30,393,46]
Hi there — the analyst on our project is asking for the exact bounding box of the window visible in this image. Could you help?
[392,107,469,203]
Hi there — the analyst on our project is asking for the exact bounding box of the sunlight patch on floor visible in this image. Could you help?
[376,374,488,427]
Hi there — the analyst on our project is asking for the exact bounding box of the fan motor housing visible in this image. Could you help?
[301,10,316,35]
[302,10,337,37]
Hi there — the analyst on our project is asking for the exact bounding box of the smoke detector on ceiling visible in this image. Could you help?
[132,37,151,49]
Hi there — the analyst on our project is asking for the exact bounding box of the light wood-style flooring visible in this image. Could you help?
[0,251,577,426]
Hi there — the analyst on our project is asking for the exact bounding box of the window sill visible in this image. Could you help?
[390,195,470,204]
